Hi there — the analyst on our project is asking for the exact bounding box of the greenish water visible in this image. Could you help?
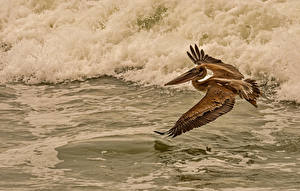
[0,77,300,191]
[2,0,300,190]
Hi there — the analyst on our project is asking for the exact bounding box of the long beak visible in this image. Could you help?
[165,68,198,86]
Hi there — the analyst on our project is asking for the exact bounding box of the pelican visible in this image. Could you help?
[155,44,260,138]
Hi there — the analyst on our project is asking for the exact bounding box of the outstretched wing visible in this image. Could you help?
[187,44,222,64]
[203,63,244,80]
[186,44,244,79]
[156,84,235,137]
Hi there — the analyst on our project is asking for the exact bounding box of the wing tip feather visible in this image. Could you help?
[186,44,222,65]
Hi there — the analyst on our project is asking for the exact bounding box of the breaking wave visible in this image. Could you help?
[0,0,300,102]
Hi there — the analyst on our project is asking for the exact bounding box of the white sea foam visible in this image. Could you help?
[0,0,300,102]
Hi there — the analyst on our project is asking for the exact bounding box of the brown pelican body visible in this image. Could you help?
[155,45,260,138]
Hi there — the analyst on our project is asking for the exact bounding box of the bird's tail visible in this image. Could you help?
[240,79,261,107]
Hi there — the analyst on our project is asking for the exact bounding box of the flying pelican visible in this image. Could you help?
[155,44,260,138]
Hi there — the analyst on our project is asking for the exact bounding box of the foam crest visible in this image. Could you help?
[0,0,299,102]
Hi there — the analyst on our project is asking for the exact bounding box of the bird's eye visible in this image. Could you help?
[190,68,198,73]
[190,67,204,75]
[198,68,204,74]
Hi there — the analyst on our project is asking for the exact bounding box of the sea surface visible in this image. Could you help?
[1,0,300,190]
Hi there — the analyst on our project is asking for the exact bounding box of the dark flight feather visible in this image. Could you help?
[155,84,235,137]
[186,45,222,65]
[243,79,261,107]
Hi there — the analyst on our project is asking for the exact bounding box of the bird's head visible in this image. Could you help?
[165,65,207,86]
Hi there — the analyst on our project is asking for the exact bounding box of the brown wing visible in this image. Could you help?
[187,44,222,64]
[164,84,235,137]
[186,45,244,80]
[203,63,244,80]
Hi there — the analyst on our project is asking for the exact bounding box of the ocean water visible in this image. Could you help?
[0,0,300,190]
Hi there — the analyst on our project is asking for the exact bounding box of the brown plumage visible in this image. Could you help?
[155,44,261,137]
